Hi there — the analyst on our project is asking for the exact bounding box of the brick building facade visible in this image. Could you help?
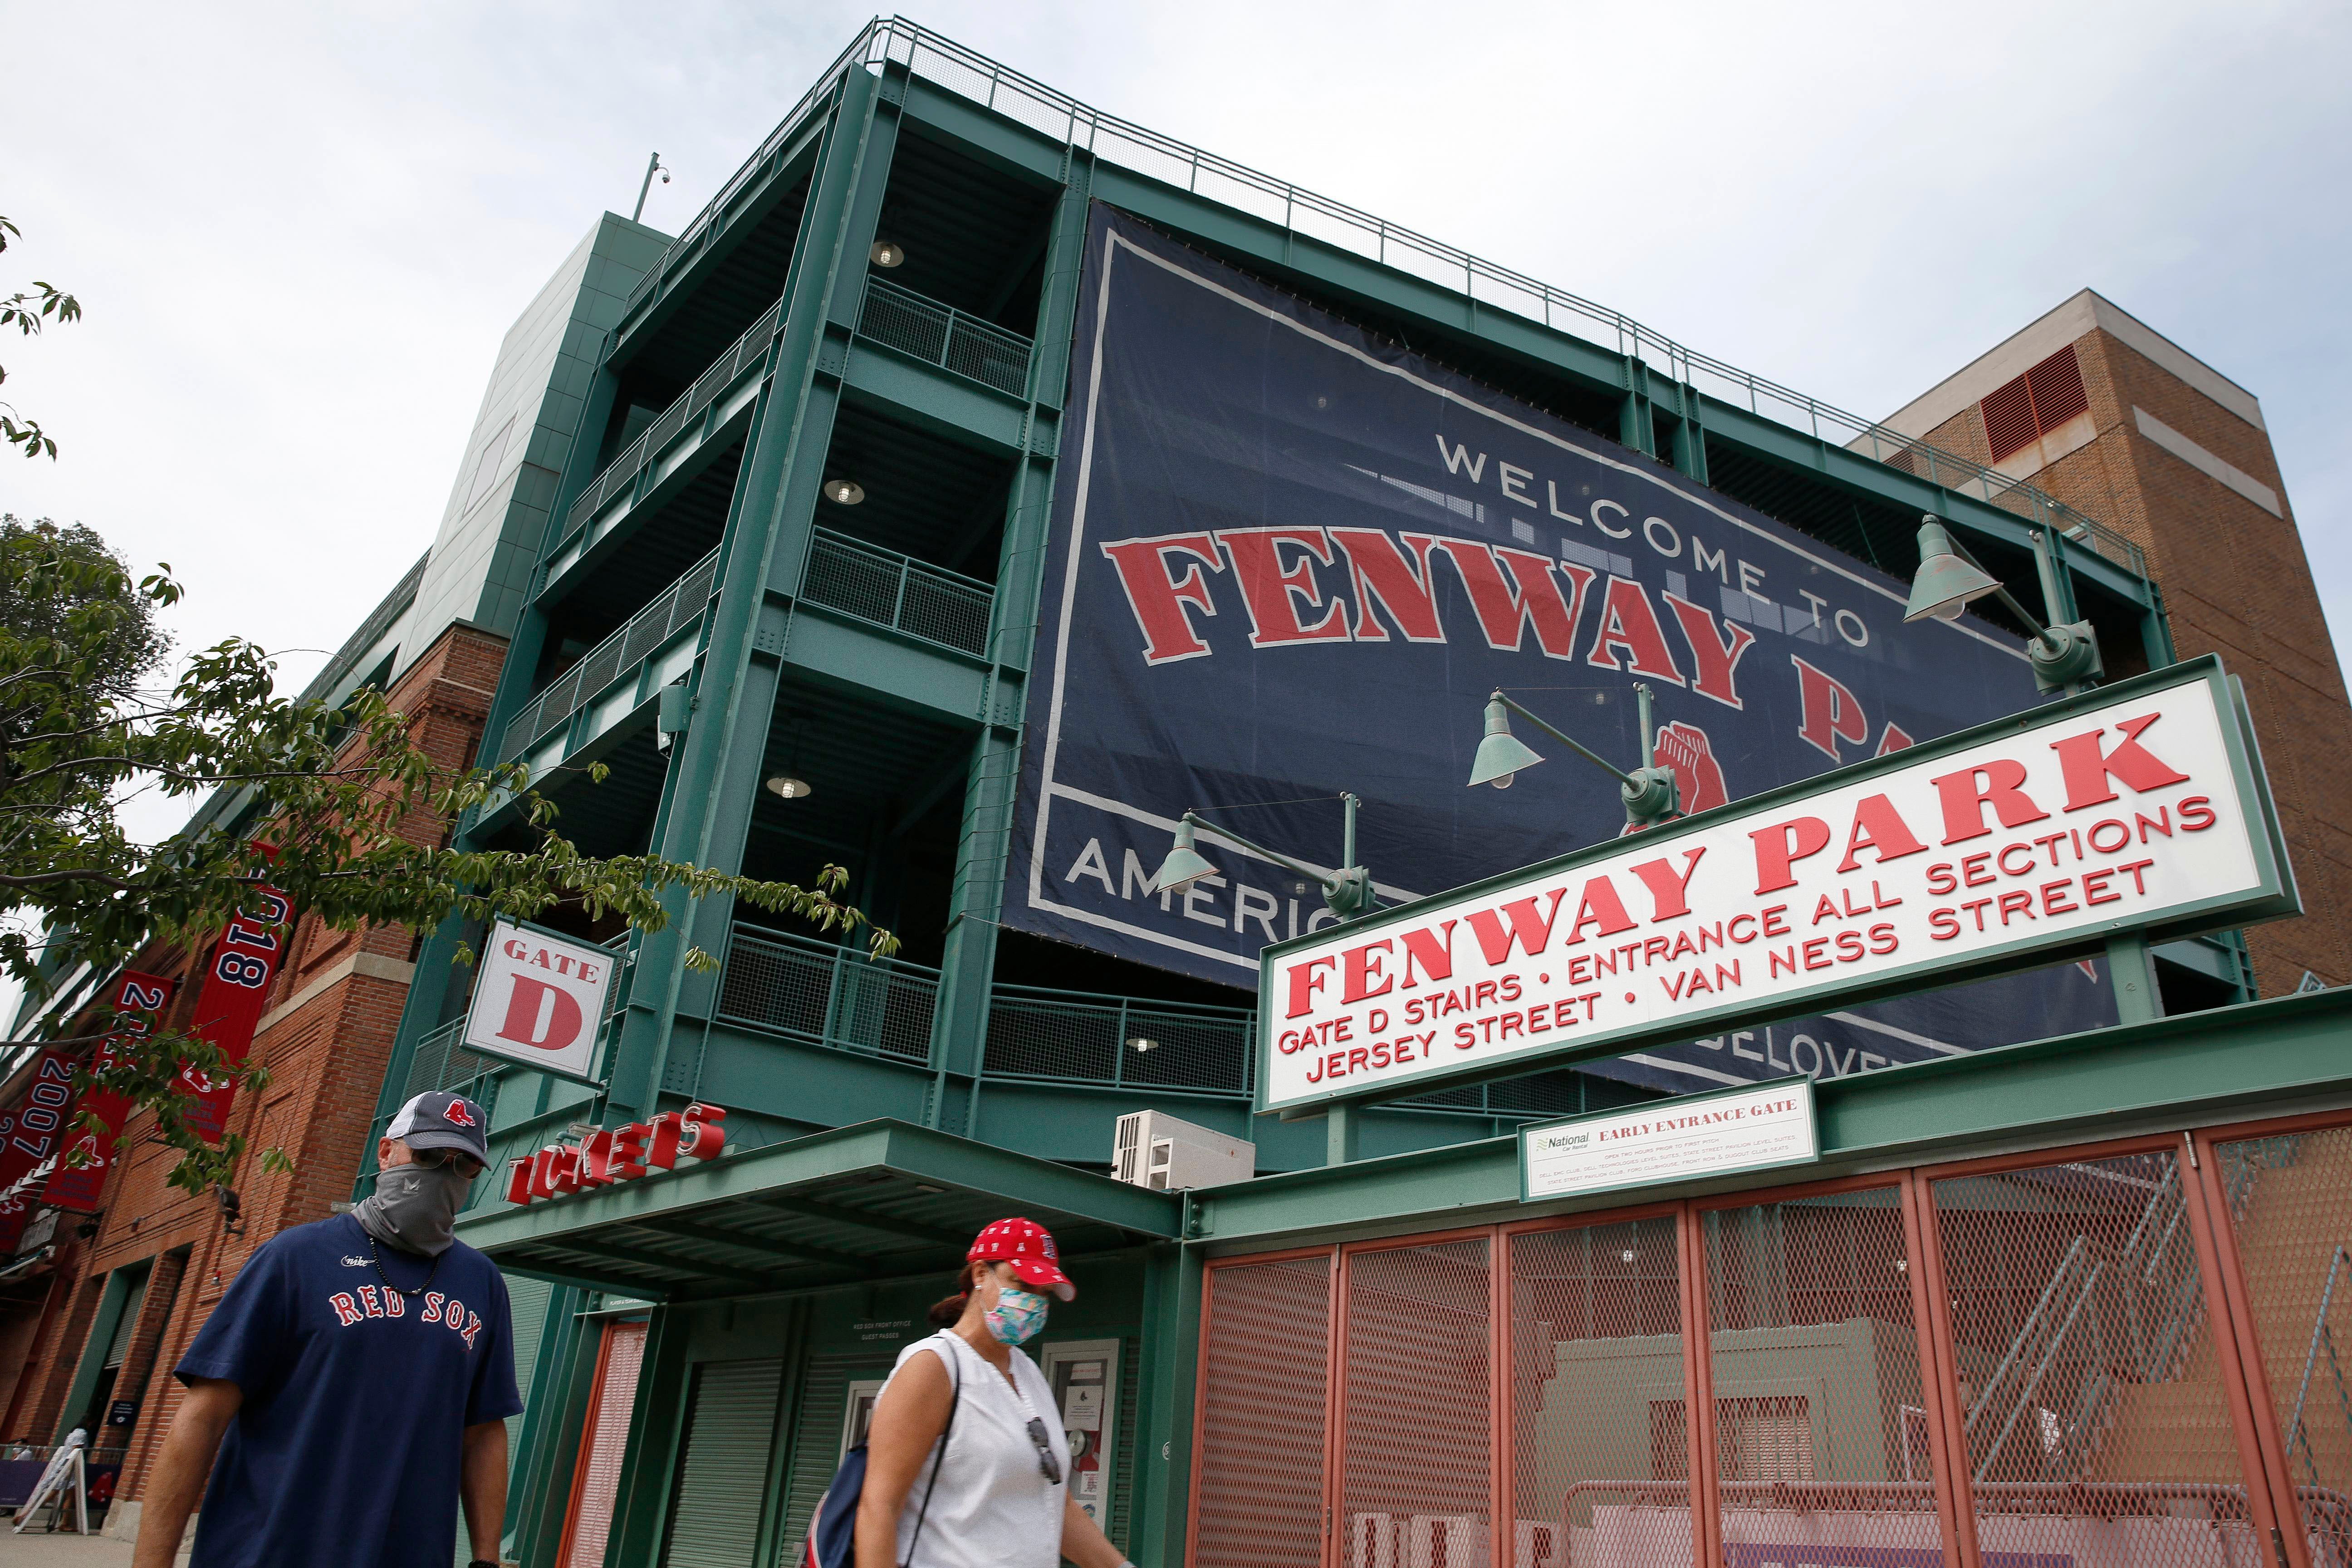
[0,621,505,1530]
[1875,289,2351,995]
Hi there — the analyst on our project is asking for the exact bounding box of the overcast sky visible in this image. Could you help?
[5,1,2346,820]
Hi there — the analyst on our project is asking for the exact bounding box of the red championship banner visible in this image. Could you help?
[44,970,176,1213]
[0,1049,84,1205]
[178,887,292,1145]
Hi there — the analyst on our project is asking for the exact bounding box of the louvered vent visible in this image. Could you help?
[1981,344,2089,463]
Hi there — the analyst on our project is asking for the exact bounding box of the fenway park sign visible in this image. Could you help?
[1257,656,2295,1113]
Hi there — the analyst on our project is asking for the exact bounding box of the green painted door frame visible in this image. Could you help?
[52,1259,147,1445]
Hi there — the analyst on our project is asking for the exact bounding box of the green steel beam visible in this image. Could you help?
[609,69,895,1125]
[456,1118,1181,1258]
[636,1212,881,1272]
[1189,987,2352,1249]
[773,605,995,724]
[606,1301,695,1567]
[839,344,1028,451]
[745,1191,971,1249]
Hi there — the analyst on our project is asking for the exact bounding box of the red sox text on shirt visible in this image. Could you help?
[326,1285,483,1348]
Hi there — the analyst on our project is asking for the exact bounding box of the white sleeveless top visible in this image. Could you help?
[887,1330,1070,1568]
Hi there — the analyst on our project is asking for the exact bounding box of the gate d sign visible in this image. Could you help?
[463,921,615,1082]
[1256,655,2297,1116]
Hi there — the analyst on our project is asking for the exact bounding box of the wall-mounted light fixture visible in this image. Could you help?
[1905,514,2101,692]
[1470,683,1681,831]
[1155,793,1377,923]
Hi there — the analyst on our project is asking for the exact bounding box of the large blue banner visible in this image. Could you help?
[1004,207,2114,1093]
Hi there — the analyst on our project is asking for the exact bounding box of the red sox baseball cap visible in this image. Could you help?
[387,1090,493,1168]
[968,1217,1075,1300]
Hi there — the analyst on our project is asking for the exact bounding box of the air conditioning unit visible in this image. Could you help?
[1112,1111,1254,1191]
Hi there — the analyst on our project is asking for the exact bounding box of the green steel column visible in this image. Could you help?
[1134,1241,1203,1568]
[1669,379,1709,483]
[1618,354,1656,458]
[2107,932,2165,1024]
[607,1303,696,1568]
[603,68,892,1124]
[1326,1100,1360,1164]
[928,154,1095,1133]
[504,1285,592,1562]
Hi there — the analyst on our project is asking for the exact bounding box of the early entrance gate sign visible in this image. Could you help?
[1256,655,2296,1114]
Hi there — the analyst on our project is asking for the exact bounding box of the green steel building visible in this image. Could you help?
[340,20,2352,1568]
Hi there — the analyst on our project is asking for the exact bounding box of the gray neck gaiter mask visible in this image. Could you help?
[353,1161,471,1257]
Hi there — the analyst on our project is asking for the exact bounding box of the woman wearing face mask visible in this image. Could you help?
[855,1219,1131,1568]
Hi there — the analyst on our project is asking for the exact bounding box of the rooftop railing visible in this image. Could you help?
[984,985,1257,1097]
[497,546,720,764]
[624,18,2146,581]
[801,528,994,657]
[855,277,1033,398]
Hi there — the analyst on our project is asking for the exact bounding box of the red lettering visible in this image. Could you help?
[2049,714,2191,813]
[1627,848,1706,922]
[1750,817,1832,894]
[1931,759,2051,844]
[1098,533,1224,662]
[1791,655,1869,763]
[1286,957,1335,1019]
[1429,540,1593,657]
[1661,593,1756,708]
[330,1293,363,1327]
[1328,529,1446,642]
[1398,921,1456,986]
[1342,940,1395,1003]
[496,976,585,1052]
[1562,878,1639,946]
[1466,890,1569,963]
[1215,528,1351,646]
[1835,794,1928,873]
[1584,577,1687,684]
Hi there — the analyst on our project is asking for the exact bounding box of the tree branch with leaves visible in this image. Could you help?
[0,216,80,459]
[3,525,894,1195]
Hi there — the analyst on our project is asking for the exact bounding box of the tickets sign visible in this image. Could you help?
[1256,656,2294,1114]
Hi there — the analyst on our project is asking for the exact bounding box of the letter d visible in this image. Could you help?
[496,976,584,1050]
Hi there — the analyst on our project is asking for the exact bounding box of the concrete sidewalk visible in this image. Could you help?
[0,1530,136,1565]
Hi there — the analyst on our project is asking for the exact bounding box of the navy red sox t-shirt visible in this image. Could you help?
[175,1213,522,1568]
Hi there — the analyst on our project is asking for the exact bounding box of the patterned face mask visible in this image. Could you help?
[984,1285,1050,1346]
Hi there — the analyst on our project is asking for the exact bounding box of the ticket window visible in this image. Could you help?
[1037,1340,1121,1524]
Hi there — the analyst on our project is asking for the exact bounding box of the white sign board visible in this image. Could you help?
[1521,1078,1818,1200]
[1256,658,2293,1114]
[462,921,616,1083]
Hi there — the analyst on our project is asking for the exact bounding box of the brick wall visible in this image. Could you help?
[1917,331,2351,995]
[0,622,509,1497]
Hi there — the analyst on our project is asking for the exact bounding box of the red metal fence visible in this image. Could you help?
[1192,1106,2352,1568]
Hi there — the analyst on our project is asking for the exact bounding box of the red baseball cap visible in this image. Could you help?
[968,1217,1075,1301]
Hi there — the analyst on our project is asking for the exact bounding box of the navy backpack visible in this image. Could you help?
[804,1334,963,1568]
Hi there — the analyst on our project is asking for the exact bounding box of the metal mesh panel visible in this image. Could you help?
[716,932,838,1040]
[2219,1125,2352,1563]
[943,317,1032,395]
[496,548,717,761]
[1933,1149,2267,1565]
[858,279,951,363]
[1705,1187,1943,1562]
[1196,1254,1333,1568]
[898,566,992,656]
[980,988,1252,1095]
[1511,1219,1690,1568]
[801,533,902,625]
[715,928,938,1063]
[564,1320,647,1568]
[1344,1238,1492,1568]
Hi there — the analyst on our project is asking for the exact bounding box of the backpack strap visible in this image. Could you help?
[900,1332,963,1568]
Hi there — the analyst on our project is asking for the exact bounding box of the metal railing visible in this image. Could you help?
[716,925,936,1063]
[1965,1156,2223,1483]
[983,985,1256,1096]
[855,277,1033,397]
[801,528,994,657]
[560,297,784,542]
[2287,1246,2352,1487]
[622,18,2144,581]
[496,547,721,763]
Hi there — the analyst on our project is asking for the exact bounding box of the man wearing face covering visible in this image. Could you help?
[131,1091,521,1568]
